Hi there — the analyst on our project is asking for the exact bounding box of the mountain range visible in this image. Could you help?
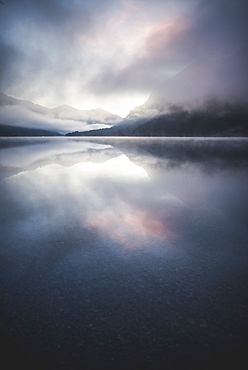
[0,92,121,136]
[1,50,248,137]
[66,102,248,138]
[67,50,248,137]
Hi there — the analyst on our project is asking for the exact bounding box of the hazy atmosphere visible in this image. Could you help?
[1,0,248,117]
[1,1,248,369]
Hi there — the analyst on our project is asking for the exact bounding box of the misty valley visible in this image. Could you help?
[0,137,248,369]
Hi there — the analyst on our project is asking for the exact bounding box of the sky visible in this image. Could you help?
[0,0,247,117]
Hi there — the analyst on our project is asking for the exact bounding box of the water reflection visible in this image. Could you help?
[0,137,248,369]
[1,145,179,255]
[1,137,248,256]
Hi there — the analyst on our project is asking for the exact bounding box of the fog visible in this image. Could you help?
[0,1,247,116]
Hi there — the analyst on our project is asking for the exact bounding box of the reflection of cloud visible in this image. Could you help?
[87,207,176,250]
[5,152,179,250]
[32,154,149,186]
[0,139,112,170]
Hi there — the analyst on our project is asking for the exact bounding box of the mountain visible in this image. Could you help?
[66,101,248,137]
[123,49,248,122]
[146,51,248,111]
[67,51,248,137]
[0,93,121,134]
[131,103,248,137]
[0,123,62,137]
[0,92,50,115]
[51,105,121,125]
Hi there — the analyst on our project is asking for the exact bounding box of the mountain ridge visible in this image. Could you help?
[0,92,121,123]
[66,52,248,137]
[0,123,62,137]
[0,92,121,134]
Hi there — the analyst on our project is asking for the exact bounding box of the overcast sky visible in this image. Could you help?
[0,0,247,116]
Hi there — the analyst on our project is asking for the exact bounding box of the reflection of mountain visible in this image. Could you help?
[73,137,248,172]
[0,138,113,179]
[0,92,121,135]
[2,137,247,183]
[67,51,248,137]
[4,151,176,250]
[2,137,247,255]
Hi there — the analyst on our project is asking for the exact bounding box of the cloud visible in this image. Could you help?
[0,0,96,100]
[0,105,111,133]
[0,0,247,116]
[86,0,248,101]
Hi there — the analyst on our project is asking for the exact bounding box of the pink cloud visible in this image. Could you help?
[144,17,192,60]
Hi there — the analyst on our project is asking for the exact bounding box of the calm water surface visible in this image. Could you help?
[0,137,248,369]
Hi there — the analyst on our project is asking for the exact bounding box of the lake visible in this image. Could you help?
[0,137,248,369]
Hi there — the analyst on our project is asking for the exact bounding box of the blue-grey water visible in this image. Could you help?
[0,137,248,369]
